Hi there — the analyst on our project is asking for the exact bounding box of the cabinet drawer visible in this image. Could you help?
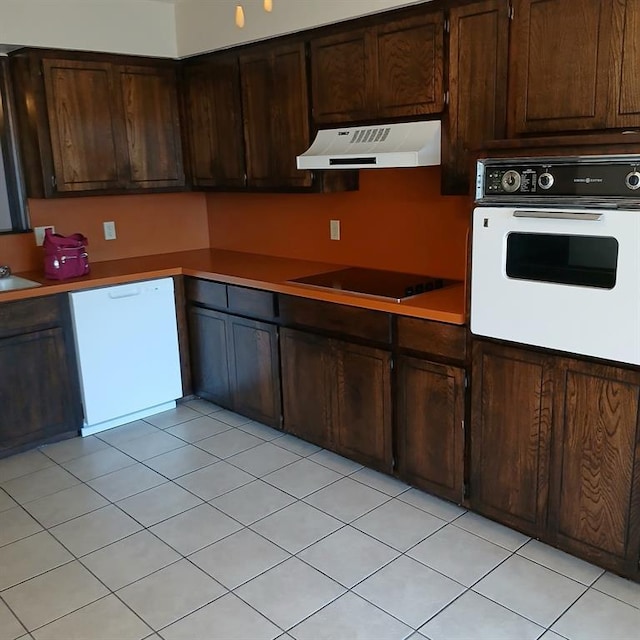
[185,278,227,309]
[397,316,466,362]
[0,296,61,338]
[279,295,391,344]
[227,285,277,320]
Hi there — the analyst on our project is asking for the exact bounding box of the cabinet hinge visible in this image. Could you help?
[508,2,514,20]
[51,175,56,189]
[464,373,469,389]
[243,173,248,186]
[462,482,470,500]
[444,91,450,106]
[390,357,395,371]
[444,18,450,34]
[279,414,284,429]
[461,419,465,431]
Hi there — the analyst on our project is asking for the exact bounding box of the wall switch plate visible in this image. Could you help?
[330,219,341,241]
[34,225,55,246]
[103,221,117,240]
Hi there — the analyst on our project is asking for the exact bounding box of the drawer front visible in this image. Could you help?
[185,278,227,310]
[227,285,277,320]
[397,316,466,362]
[279,295,391,344]
[0,296,61,338]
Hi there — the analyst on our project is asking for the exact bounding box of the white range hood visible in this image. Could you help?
[297,121,441,170]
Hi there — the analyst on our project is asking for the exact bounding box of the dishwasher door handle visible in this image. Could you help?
[108,287,142,299]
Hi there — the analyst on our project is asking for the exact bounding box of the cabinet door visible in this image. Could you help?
[609,0,640,128]
[183,59,246,188]
[116,65,185,189]
[270,43,313,188]
[228,316,281,427]
[375,13,444,118]
[310,29,372,123]
[42,59,123,192]
[333,340,392,472]
[509,0,614,134]
[470,341,553,536]
[551,359,640,572]
[0,328,79,455]
[280,328,333,448]
[397,356,465,503]
[443,0,509,194]
[240,54,273,188]
[187,306,232,408]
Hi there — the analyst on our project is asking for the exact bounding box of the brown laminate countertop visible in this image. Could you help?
[2,249,466,324]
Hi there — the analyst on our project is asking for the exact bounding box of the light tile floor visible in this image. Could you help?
[0,399,639,639]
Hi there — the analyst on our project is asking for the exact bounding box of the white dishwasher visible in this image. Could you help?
[69,278,183,436]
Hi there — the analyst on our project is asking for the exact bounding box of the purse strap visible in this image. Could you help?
[44,228,88,247]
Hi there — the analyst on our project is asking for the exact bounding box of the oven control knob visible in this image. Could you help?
[625,171,640,190]
[538,172,554,190]
[501,170,521,192]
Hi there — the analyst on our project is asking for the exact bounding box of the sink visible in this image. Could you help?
[0,276,42,292]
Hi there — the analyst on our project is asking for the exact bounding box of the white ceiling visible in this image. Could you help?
[0,0,428,58]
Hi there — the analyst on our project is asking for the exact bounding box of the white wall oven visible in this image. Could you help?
[471,155,640,365]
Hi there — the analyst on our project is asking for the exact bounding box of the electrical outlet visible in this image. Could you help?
[34,225,55,246]
[330,219,341,241]
[103,221,117,240]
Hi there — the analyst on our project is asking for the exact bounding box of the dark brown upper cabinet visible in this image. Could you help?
[508,0,616,135]
[609,0,640,128]
[240,41,312,189]
[182,56,246,189]
[310,11,444,124]
[116,65,184,190]
[41,58,123,193]
[11,51,185,197]
[443,0,509,195]
[310,28,371,124]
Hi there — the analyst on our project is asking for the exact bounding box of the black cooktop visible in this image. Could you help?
[291,267,453,302]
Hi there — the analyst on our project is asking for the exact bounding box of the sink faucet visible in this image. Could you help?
[0,265,12,278]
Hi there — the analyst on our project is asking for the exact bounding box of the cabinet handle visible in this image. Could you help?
[51,175,57,188]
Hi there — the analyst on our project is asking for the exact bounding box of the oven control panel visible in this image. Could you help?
[477,155,640,202]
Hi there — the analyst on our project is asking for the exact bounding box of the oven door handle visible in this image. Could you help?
[513,210,603,221]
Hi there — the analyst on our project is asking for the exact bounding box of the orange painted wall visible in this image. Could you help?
[207,167,472,279]
[0,192,209,273]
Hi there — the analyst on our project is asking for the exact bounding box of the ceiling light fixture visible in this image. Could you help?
[235,4,245,28]
[264,0,273,11]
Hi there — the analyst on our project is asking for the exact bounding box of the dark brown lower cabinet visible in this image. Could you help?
[227,315,281,427]
[188,305,281,427]
[280,327,392,472]
[470,340,554,537]
[280,328,333,449]
[551,358,640,575]
[188,306,232,407]
[0,296,82,457]
[396,355,465,503]
[472,339,640,578]
[333,340,392,471]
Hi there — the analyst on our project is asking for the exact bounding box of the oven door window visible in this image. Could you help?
[506,233,618,289]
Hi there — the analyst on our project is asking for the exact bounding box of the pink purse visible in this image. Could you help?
[43,228,90,280]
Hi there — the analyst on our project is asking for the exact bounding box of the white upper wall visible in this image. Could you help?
[175,0,428,58]
[0,0,178,57]
[0,0,429,59]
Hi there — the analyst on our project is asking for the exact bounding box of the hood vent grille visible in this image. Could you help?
[351,128,391,144]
